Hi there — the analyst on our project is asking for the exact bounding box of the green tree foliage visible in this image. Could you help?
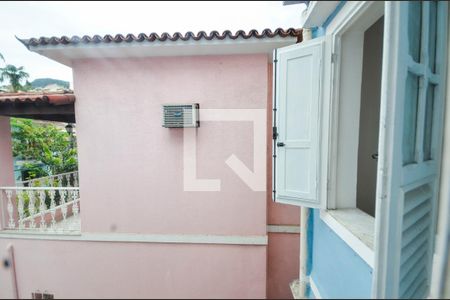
[11,118,78,179]
[0,64,30,92]
[21,80,33,92]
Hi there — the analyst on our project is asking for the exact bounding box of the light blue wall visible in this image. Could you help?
[309,210,373,298]
[306,2,373,298]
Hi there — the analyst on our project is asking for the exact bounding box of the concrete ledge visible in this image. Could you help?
[0,232,268,246]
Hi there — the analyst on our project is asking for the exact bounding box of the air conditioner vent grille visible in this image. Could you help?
[163,104,199,128]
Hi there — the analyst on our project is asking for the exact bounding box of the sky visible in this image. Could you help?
[0,1,306,88]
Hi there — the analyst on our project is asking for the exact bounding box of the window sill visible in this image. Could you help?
[319,208,374,268]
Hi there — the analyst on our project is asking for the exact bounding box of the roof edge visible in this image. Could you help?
[18,28,303,49]
[15,35,30,50]
[0,91,75,106]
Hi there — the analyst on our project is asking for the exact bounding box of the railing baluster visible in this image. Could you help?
[60,190,68,223]
[39,191,47,230]
[72,190,79,217]
[72,190,79,232]
[74,172,79,187]
[49,190,56,230]
[65,174,71,187]
[17,191,25,230]
[27,190,36,229]
[6,190,15,229]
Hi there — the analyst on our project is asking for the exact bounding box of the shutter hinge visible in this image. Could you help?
[273,59,278,63]
[273,126,278,140]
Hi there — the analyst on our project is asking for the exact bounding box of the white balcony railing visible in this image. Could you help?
[1,171,80,234]
[17,171,79,188]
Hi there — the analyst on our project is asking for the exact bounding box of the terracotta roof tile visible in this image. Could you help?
[19,28,302,48]
[0,92,75,105]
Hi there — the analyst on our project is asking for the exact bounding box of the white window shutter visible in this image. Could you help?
[373,2,448,298]
[273,37,325,208]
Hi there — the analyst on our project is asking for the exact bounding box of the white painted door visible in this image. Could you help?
[273,37,324,208]
[373,1,448,298]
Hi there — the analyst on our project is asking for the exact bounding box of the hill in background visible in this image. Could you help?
[31,78,70,89]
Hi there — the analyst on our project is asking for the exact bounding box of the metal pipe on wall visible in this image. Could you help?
[299,207,309,298]
[7,244,19,299]
[299,27,312,299]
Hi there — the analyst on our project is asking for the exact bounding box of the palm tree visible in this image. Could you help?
[0,64,30,92]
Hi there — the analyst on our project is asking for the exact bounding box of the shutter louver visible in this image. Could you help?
[399,183,433,299]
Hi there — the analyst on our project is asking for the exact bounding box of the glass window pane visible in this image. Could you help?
[408,1,422,62]
[429,1,437,73]
[423,83,436,161]
[403,72,420,165]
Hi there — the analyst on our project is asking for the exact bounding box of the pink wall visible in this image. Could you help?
[67,55,268,298]
[73,55,268,236]
[0,116,14,230]
[0,117,14,187]
[0,239,266,299]
[267,233,300,299]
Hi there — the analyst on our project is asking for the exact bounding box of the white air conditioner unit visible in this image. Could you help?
[162,103,200,128]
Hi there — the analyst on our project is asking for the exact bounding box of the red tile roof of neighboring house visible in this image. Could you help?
[0,92,75,106]
[18,28,303,48]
